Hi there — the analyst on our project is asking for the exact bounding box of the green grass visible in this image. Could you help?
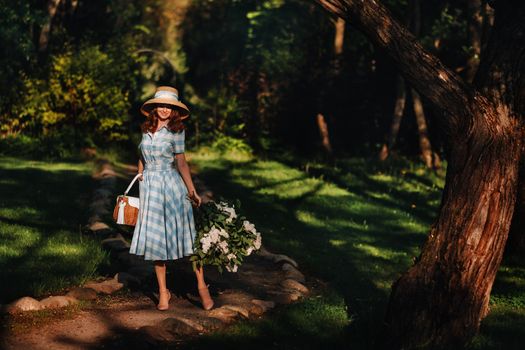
[182,148,525,349]
[0,156,109,303]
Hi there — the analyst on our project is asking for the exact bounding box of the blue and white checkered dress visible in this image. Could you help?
[129,127,196,261]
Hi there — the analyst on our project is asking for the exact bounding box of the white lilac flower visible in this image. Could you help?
[218,228,229,238]
[218,240,229,254]
[254,232,262,250]
[226,264,239,273]
[227,253,236,260]
[246,247,254,256]
[208,226,221,243]
[243,220,256,234]
[223,207,237,223]
[200,236,212,254]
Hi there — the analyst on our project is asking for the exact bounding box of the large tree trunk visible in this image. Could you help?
[314,0,525,348]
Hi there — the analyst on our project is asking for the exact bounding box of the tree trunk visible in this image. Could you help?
[410,0,439,169]
[379,76,406,161]
[316,113,333,155]
[314,0,525,348]
[39,0,62,53]
[411,89,434,168]
[386,131,520,348]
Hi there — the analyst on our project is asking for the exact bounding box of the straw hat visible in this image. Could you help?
[140,86,190,119]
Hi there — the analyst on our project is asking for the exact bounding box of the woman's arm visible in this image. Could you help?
[176,153,201,206]
[138,158,144,180]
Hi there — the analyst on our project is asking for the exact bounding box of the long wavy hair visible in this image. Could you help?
[141,107,185,133]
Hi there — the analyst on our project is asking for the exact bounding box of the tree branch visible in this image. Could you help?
[314,0,476,130]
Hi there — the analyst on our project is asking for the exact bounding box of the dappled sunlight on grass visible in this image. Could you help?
[0,156,108,302]
[188,149,443,347]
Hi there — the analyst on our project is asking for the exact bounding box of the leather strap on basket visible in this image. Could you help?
[124,173,142,196]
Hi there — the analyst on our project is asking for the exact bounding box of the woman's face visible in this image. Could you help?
[157,106,172,120]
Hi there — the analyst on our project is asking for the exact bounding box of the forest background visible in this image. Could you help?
[0,0,465,160]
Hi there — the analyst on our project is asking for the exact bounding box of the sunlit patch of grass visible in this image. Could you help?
[0,156,109,302]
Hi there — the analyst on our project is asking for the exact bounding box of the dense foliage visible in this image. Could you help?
[0,0,476,159]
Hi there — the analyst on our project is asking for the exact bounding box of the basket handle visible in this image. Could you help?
[124,173,142,196]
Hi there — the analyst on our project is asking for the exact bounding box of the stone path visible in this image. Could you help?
[1,156,310,349]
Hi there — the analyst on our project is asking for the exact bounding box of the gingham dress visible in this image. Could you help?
[129,127,196,261]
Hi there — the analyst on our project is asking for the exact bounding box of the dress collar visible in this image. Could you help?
[147,125,169,137]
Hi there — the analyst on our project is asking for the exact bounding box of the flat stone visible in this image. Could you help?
[163,316,204,332]
[102,236,130,252]
[208,307,240,323]
[87,221,111,232]
[284,267,306,283]
[93,188,113,199]
[140,325,174,343]
[5,297,42,313]
[89,198,111,210]
[159,317,199,336]
[98,168,118,178]
[84,279,124,294]
[268,291,302,304]
[256,246,274,259]
[66,287,98,301]
[40,296,78,309]
[251,299,276,311]
[221,304,250,318]
[280,279,309,294]
[248,304,265,316]
[114,272,140,286]
[99,177,116,188]
[273,254,298,268]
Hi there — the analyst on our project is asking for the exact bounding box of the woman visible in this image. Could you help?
[129,86,214,311]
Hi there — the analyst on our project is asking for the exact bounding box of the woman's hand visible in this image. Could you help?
[187,190,202,207]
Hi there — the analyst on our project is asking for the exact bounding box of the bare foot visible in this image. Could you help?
[157,289,171,311]
[198,285,214,310]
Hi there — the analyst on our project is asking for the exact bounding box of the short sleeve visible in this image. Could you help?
[172,130,185,154]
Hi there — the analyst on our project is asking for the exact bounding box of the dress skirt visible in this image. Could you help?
[129,127,196,261]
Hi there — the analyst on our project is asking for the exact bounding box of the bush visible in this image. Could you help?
[6,44,140,146]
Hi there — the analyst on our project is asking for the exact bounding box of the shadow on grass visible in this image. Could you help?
[0,158,108,303]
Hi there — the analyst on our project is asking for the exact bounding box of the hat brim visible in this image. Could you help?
[141,98,190,119]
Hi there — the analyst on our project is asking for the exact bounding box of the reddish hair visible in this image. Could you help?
[141,108,185,133]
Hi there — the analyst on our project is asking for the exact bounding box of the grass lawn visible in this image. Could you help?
[0,156,108,303]
[182,148,525,349]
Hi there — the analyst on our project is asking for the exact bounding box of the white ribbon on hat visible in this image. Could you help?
[154,90,179,101]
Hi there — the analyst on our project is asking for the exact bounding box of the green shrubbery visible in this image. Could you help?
[3,45,140,152]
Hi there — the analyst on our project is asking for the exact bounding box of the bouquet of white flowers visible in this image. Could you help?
[190,198,262,273]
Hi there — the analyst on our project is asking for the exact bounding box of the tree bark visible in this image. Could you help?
[314,0,525,348]
[316,113,333,155]
[379,76,406,161]
[39,0,62,53]
[409,0,439,168]
[411,89,434,168]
